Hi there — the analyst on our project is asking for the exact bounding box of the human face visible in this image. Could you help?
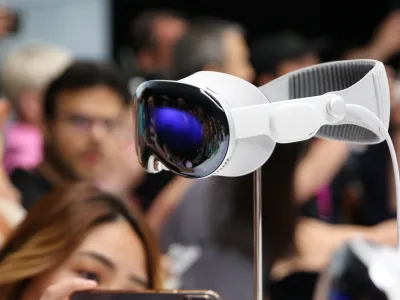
[45,85,127,181]
[152,17,188,72]
[221,29,255,83]
[21,219,148,300]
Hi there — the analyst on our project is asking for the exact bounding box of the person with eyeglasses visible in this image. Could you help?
[9,60,145,211]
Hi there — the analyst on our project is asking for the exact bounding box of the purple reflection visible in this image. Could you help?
[153,107,203,151]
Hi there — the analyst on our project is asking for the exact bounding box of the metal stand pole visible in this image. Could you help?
[253,168,263,300]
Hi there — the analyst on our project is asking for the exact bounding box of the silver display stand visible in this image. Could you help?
[253,168,263,300]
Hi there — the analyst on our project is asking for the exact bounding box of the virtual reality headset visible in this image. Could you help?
[134,59,390,179]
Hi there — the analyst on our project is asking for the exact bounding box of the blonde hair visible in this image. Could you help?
[1,43,73,104]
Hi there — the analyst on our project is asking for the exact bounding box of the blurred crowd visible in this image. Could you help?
[0,3,399,300]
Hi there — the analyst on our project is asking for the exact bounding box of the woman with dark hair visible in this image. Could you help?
[0,182,161,300]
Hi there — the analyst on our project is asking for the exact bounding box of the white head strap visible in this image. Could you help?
[258,59,390,143]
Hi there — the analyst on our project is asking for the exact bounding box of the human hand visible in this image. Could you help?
[366,219,398,246]
[39,278,97,300]
[270,218,332,280]
[346,10,400,61]
[369,10,400,59]
[270,218,397,280]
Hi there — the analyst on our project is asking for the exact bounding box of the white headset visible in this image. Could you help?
[177,60,392,175]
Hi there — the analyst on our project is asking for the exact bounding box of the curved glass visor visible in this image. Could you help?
[134,81,230,178]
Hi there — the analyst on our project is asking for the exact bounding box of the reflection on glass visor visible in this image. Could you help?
[135,81,230,178]
[153,107,203,159]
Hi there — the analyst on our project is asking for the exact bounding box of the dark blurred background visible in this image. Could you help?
[112,0,399,64]
[1,1,400,299]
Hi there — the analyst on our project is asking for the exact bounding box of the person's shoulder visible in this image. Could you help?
[10,168,38,183]
[10,168,50,190]
[9,168,51,210]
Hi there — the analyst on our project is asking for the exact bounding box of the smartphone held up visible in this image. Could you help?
[71,290,221,300]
